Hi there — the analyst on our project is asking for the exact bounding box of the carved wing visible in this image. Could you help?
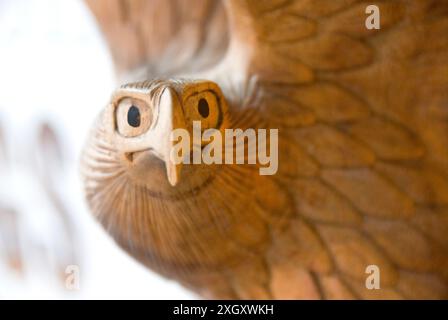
[224,0,448,299]
[85,0,229,78]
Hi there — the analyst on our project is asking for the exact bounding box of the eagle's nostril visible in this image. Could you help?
[124,152,134,162]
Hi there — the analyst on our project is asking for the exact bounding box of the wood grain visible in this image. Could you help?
[83,0,448,299]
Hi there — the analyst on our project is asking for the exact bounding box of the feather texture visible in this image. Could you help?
[83,0,448,299]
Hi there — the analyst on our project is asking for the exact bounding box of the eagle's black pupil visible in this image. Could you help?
[127,106,141,127]
[198,98,209,118]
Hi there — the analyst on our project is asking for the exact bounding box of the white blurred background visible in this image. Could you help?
[0,0,194,299]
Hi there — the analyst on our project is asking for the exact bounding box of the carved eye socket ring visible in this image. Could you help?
[184,91,221,134]
[116,98,152,137]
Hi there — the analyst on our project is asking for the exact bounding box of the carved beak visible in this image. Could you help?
[150,87,185,186]
[111,87,186,187]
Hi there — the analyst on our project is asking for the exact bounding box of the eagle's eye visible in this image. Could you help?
[127,106,141,127]
[184,91,221,133]
[116,97,152,137]
[198,98,209,118]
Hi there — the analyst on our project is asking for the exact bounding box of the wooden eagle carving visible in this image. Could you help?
[81,0,448,299]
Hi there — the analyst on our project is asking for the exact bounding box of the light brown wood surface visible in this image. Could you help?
[82,0,448,299]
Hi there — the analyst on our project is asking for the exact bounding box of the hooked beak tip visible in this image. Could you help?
[166,161,182,187]
[167,173,179,187]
